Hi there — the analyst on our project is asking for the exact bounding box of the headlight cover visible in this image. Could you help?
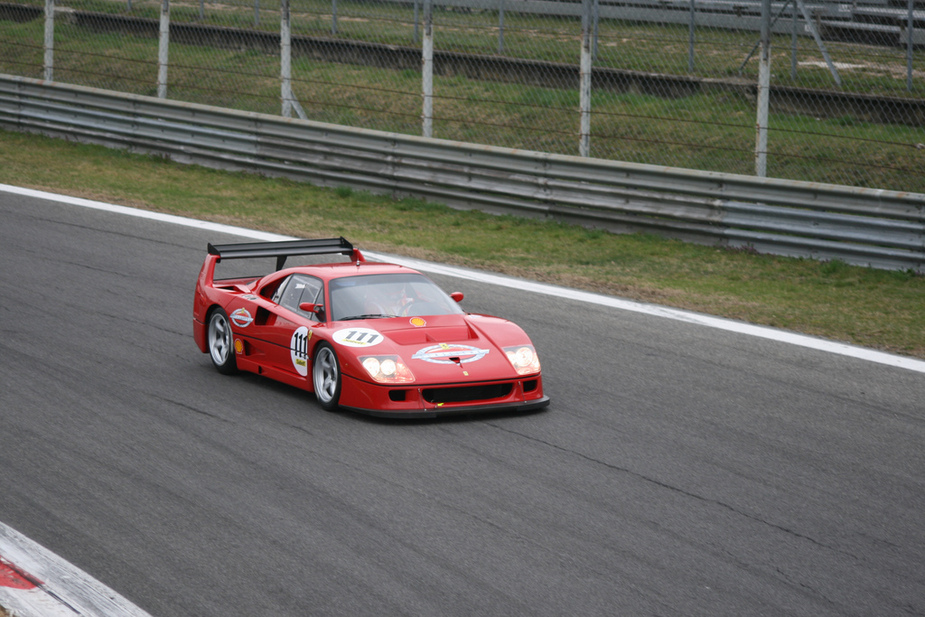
[360,355,415,383]
[504,345,541,375]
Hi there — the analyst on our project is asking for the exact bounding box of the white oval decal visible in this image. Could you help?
[290,326,311,376]
[333,328,383,348]
[412,343,489,364]
[230,307,253,327]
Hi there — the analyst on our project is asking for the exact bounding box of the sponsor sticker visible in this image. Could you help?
[234,339,244,354]
[333,328,383,348]
[409,317,426,327]
[230,307,253,327]
[291,326,311,376]
[412,343,490,365]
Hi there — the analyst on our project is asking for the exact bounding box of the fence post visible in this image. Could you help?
[281,0,292,117]
[332,0,338,36]
[755,0,770,177]
[422,0,434,138]
[157,0,169,99]
[688,0,695,73]
[908,0,915,92]
[592,0,599,60]
[43,0,53,81]
[579,0,592,157]
[498,0,505,55]
[791,1,798,80]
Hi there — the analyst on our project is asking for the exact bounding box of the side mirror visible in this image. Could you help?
[450,292,464,303]
[299,302,325,319]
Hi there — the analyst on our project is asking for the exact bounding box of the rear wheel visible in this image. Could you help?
[207,308,238,375]
[312,343,341,411]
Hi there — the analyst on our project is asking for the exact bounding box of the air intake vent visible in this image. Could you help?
[423,383,512,404]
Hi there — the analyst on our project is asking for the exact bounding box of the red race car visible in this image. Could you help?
[193,238,549,418]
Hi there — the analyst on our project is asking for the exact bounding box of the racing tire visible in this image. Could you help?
[312,343,342,412]
[207,308,238,375]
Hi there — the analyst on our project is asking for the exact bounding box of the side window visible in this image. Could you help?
[269,277,290,304]
[278,275,323,317]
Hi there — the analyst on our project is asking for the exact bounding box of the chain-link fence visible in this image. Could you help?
[1,0,923,192]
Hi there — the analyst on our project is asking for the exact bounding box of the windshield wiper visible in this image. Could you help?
[339,313,398,321]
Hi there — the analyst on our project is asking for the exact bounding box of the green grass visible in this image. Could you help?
[2,127,924,359]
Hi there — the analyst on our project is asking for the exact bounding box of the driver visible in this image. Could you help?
[363,284,414,316]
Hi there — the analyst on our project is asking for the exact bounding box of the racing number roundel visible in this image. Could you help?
[333,328,383,348]
[290,326,311,376]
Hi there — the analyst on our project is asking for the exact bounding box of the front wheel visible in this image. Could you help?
[312,343,342,411]
[207,308,238,375]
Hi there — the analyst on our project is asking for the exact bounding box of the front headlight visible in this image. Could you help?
[359,355,415,383]
[504,345,541,375]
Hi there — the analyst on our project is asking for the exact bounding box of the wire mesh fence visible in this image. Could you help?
[1,0,923,192]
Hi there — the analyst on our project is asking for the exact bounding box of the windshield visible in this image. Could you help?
[329,273,464,321]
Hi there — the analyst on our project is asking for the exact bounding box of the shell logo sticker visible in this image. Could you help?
[234,339,244,354]
[230,308,253,327]
[290,326,311,376]
[333,328,383,348]
[412,343,490,364]
[409,317,426,327]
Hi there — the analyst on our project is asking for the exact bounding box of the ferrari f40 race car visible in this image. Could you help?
[193,238,549,418]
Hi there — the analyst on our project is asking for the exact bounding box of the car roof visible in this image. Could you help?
[278,260,415,281]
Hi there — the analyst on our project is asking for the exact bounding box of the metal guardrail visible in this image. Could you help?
[1,74,923,271]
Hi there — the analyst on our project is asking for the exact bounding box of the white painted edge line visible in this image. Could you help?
[0,522,153,617]
[4,183,924,375]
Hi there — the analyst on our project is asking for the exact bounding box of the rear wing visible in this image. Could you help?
[207,237,364,271]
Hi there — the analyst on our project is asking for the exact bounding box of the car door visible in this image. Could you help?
[254,273,325,379]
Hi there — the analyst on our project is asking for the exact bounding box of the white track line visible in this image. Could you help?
[3,183,924,374]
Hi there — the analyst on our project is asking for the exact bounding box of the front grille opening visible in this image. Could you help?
[389,390,407,402]
[423,383,513,404]
[523,379,538,393]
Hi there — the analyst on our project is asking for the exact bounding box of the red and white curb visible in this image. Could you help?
[0,522,153,617]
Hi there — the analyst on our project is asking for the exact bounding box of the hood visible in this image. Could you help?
[332,313,527,384]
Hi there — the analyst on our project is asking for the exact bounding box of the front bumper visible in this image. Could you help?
[343,395,551,419]
[337,374,549,418]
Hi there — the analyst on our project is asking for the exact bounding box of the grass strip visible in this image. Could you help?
[2,127,923,358]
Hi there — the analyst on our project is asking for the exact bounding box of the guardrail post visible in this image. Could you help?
[755,0,770,177]
[43,0,54,81]
[579,0,592,157]
[157,0,169,98]
[422,0,434,138]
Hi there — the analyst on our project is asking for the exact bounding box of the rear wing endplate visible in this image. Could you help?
[207,237,362,271]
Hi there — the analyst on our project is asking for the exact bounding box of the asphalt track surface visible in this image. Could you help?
[1,190,924,617]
